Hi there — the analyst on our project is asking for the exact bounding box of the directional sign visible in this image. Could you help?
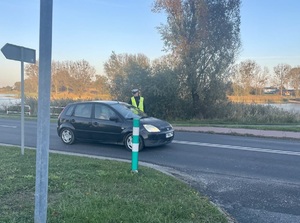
[1,42,36,155]
[1,43,36,64]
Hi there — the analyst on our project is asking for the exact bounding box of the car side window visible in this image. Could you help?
[74,104,92,118]
[65,105,75,116]
[94,104,116,120]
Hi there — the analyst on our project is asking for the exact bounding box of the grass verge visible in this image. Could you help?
[0,146,228,223]
[171,121,300,132]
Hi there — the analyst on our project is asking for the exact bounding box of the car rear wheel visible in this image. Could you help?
[60,128,75,144]
[124,133,144,151]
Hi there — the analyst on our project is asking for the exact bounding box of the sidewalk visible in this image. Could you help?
[173,126,300,140]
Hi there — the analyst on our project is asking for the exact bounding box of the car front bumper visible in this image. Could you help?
[143,130,174,147]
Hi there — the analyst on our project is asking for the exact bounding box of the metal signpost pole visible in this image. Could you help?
[34,0,53,222]
[21,48,25,155]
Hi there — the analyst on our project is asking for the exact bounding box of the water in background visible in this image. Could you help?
[0,94,21,110]
[268,103,300,114]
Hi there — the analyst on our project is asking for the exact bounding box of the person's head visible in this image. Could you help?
[131,89,139,96]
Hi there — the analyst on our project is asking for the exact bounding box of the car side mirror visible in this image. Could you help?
[109,116,119,122]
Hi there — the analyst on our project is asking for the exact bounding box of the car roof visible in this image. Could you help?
[67,100,124,106]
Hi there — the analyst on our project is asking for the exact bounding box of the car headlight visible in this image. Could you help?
[143,124,160,133]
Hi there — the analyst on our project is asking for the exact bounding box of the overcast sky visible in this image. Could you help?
[1,0,299,87]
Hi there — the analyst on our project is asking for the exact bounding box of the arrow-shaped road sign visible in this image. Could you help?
[1,43,36,64]
[1,43,36,156]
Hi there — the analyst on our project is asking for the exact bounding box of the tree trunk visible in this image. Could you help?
[191,91,201,118]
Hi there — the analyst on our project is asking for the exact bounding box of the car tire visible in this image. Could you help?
[124,133,144,151]
[60,128,75,145]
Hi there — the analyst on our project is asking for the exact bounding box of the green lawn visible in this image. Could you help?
[171,121,300,132]
[0,146,228,223]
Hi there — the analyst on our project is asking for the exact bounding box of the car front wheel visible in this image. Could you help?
[60,128,75,145]
[124,133,144,151]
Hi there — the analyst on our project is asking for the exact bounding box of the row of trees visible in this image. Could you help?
[5,0,299,120]
[230,60,300,97]
[16,60,110,98]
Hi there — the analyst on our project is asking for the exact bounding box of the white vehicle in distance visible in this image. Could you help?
[6,104,31,116]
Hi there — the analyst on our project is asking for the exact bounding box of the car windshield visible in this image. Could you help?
[111,102,148,119]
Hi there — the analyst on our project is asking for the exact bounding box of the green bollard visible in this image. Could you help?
[131,118,140,172]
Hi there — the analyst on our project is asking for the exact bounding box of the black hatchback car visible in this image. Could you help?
[57,101,174,151]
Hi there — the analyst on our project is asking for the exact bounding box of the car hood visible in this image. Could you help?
[140,117,172,129]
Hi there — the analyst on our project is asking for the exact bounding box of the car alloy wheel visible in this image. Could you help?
[124,133,144,151]
[60,128,75,145]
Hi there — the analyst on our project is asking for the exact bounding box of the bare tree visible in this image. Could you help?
[229,64,243,96]
[287,66,300,97]
[273,64,291,96]
[51,61,68,94]
[230,60,266,95]
[93,74,111,99]
[247,62,269,95]
[254,66,269,95]
[67,60,96,97]
[25,61,39,93]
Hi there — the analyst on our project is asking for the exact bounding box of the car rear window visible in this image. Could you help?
[65,104,75,116]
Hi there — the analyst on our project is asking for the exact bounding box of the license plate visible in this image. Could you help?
[166,132,173,138]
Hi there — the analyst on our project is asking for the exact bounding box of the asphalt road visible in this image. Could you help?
[1,118,300,223]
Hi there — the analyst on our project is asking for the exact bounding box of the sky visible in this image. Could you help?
[0,0,300,87]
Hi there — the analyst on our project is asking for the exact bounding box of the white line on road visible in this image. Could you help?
[0,125,17,128]
[173,140,300,156]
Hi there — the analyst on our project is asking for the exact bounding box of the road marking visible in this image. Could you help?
[0,124,17,128]
[173,140,300,156]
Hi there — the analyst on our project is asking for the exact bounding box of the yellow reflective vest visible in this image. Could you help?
[131,96,144,112]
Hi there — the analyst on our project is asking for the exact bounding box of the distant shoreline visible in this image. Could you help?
[288,99,300,104]
[228,95,300,104]
[0,93,18,98]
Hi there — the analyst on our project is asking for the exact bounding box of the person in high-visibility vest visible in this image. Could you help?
[129,89,145,112]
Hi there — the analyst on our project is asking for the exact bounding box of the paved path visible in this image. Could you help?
[174,126,300,139]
